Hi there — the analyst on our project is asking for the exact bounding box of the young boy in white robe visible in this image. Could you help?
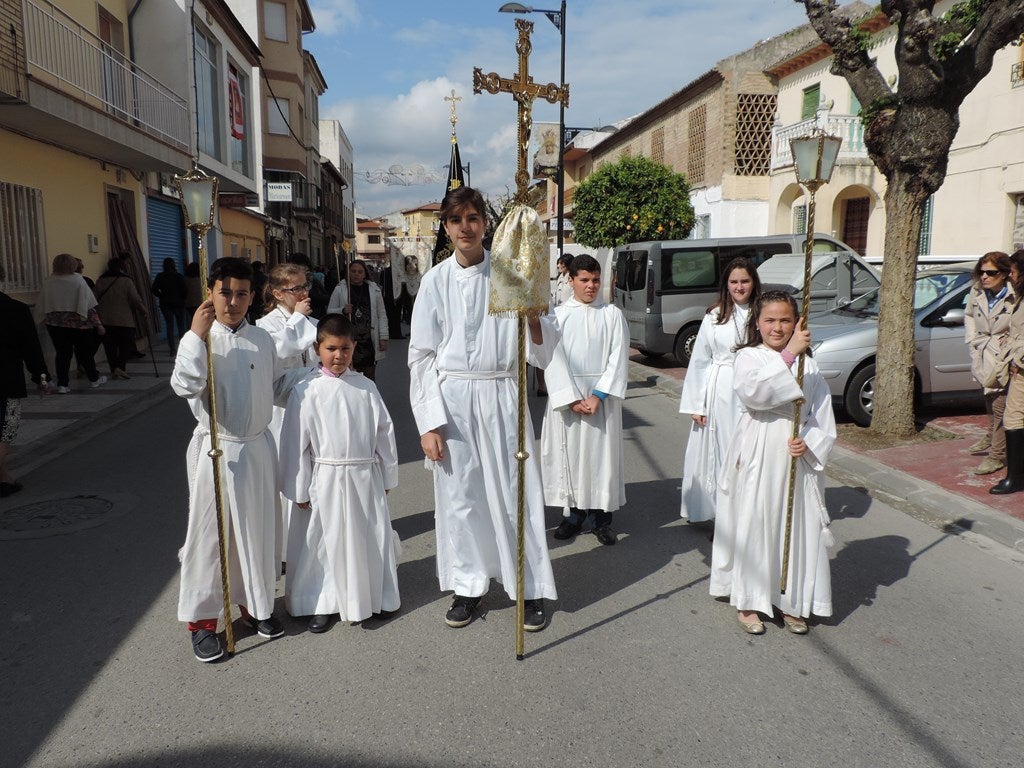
[279,314,401,634]
[710,290,835,636]
[541,254,628,545]
[409,186,560,632]
[171,257,293,663]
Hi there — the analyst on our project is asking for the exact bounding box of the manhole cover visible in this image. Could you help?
[0,493,134,539]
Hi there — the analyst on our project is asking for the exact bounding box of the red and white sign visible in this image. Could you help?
[228,66,244,140]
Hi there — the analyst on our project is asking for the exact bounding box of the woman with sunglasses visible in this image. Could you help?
[257,263,319,570]
[965,252,1015,475]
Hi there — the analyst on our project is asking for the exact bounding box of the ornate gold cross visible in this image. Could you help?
[473,19,569,201]
[444,89,462,134]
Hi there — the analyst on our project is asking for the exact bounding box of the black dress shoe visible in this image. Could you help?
[308,614,335,633]
[191,629,224,662]
[523,599,547,632]
[552,519,582,540]
[245,614,285,638]
[594,526,617,546]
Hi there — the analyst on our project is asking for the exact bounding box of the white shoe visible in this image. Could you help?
[57,386,71,394]
[90,375,108,388]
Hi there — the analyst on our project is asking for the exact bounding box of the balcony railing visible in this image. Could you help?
[22,0,189,151]
[291,181,322,215]
[771,112,868,170]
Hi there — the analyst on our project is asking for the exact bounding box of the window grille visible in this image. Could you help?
[918,195,933,256]
[651,127,665,165]
[734,93,776,177]
[0,182,46,293]
[687,105,706,184]
[793,204,807,234]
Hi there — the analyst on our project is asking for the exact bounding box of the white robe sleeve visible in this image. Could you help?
[170,330,208,399]
[526,313,560,369]
[544,341,582,410]
[595,307,629,400]
[373,285,389,342]
[798,362,837,472]
[408,278,448,436]
[679,313,715,415]
[275,311,317,360]
[372,388,400,490]
[280,385,312,503]
[733,348,804,411]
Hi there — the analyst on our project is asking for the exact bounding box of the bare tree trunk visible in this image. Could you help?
[873,168,925,437]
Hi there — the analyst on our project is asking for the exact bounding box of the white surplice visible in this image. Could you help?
[280,368,401,620]
[408,252,560,601]
[256,306,318,563]
[172,321,287,623]
[678,305,749,522]
[709,346,835,618]
[540,296,628,512]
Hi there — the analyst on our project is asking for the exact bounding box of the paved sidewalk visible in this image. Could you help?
[8,345,1023,556]
[631,351,1024,555]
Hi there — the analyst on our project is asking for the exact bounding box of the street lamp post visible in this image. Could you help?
[499,1,567,256]
[779,130,841,595]
[174,165,235,654]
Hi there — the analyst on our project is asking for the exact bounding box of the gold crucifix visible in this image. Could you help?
[444,89,462,135]
[473,18,569,201]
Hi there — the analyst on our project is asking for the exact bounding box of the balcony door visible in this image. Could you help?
[98,8,128,118]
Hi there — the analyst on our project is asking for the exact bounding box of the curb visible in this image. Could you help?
[632,361,1024,555]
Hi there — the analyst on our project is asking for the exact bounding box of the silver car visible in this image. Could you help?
[809,263,980,426]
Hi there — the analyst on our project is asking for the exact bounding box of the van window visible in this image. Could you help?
[662,248,715,291]
[718,242,790,268]
[616,251,648,292]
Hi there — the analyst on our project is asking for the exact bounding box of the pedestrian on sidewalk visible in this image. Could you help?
[36,253,107,393]
[94,256,147,380]
[408,186,559,632]
[541,254,628,546]
[152,258,187,354]
[327,260,389,381]
[678,257,761,524]
[710,291,835,636]
[965,252,1014,475]
[280,314,401,634]
[991,249,1024,495]
[171,257,295,663]
[0,264,50,498]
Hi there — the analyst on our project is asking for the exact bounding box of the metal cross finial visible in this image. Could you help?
[444,90,462,135]
[473,18,569,201]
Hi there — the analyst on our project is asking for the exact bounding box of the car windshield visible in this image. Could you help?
[837,270,972,316]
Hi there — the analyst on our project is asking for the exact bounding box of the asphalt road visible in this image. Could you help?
[1,340,1022,768]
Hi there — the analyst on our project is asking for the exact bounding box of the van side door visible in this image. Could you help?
[614,248,650,344]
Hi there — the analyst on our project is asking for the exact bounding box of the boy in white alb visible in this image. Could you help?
[280,314,401,634]
[540,254,629,545]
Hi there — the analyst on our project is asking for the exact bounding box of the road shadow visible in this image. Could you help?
[71,746,467,768]
[826,485,872,521]
[827,534,913,624]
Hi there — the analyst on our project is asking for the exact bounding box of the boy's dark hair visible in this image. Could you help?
[316,312,356,344]
[440,186,486,221]
[557,254,573,269]
[737,290,801,351]
[710,257,762,325]
[207,257,253,289]
[568,254,600,277]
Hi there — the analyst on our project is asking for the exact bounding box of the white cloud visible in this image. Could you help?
[309,0,361,36]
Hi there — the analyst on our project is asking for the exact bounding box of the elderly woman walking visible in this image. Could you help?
[37,253,106,393]
[965,251,1015,475]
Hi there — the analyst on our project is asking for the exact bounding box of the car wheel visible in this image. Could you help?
[845,363,876,427]
[636,347,665,359]
[674,323,701,367]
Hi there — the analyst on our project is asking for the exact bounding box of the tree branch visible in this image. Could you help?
[947,0,1024,103]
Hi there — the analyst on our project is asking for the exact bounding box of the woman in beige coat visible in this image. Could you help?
[94,257,147,379]
[991,250,1024,494]
[964,252,1014,475]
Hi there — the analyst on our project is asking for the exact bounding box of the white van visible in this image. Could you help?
[612,234,880,365]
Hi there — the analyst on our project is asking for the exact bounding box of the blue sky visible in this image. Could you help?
[305,0,813,217]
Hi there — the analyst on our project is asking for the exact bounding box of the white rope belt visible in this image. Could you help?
[313,457,378,466]
[196,428,264,444]
[439,369,514,382]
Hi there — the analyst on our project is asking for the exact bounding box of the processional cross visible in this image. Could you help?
[444,89,462,133]
[473,19,569,201]
[472,18,569,661]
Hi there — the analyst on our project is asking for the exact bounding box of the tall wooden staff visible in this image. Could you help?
[174,167,235,654]
[474,18,569,659]
[781,132,841,594]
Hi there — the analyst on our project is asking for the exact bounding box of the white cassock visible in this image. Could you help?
[540,296,628,512]
[710,346,835,619]
[280,368,401,620]
[408,252,560,601]
[678,305,749,522]
[172,321,287,623]
[256,306,317,563]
